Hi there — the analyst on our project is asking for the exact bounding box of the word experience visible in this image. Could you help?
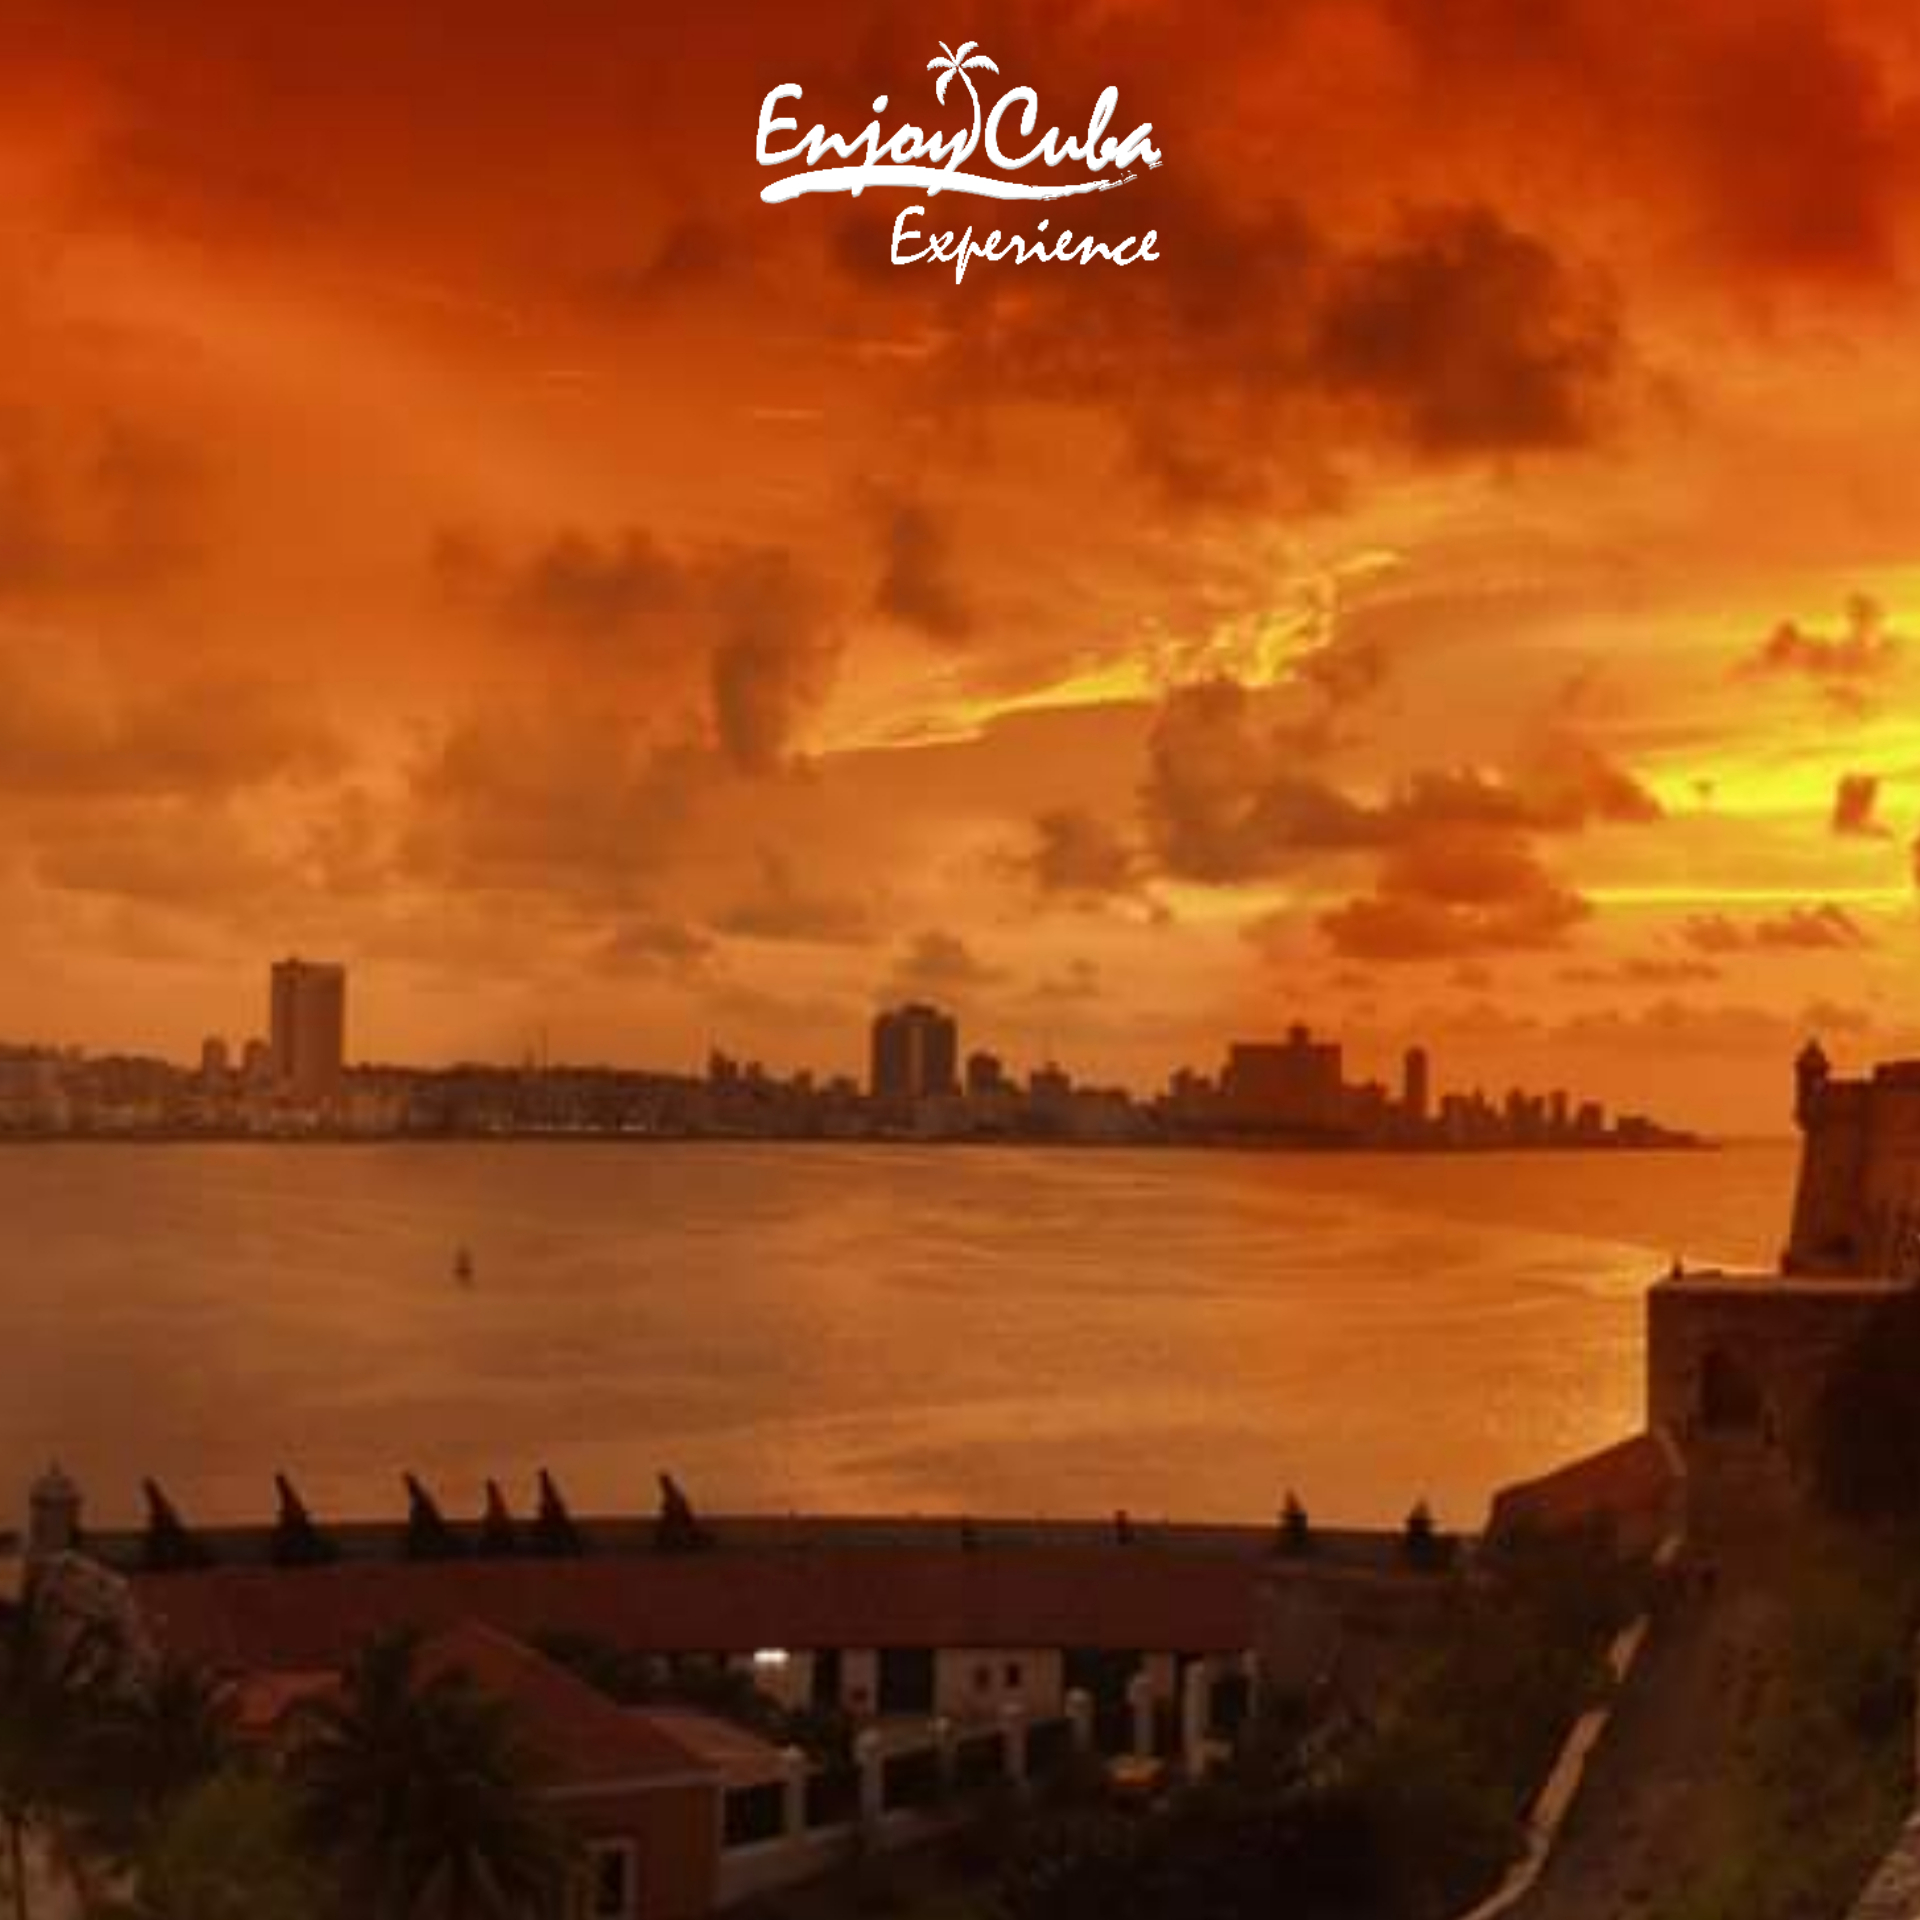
[892,208,1160,282]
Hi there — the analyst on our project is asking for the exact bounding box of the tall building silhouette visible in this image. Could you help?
[270,958,347,1104]
[1222,1025,1344,1130]
[1403,1046,1431,1127]
[870,1004,959,1101]
[965,1050,1008,1097]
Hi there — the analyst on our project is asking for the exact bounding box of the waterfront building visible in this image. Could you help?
[1221,1025,1345,1132]
[269,958,347,1105]
[1402,1047,1431,1129]
[869,1003,959,1102]
[0,1051,68,1133]
[965,1050,1008,1097]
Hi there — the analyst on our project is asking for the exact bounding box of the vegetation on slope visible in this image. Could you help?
[990,1525,1641,1920]
[1644,1518,1919,1920]
[1646,1300,1920,1920]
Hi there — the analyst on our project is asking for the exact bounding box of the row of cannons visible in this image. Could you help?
[27,1464,1460,1575]
[92,1468,715,1572]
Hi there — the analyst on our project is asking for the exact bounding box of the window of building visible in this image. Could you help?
[1004,1661,1023,1691]
[588,1841,637,1920]
[876,1646,936,1715]
[974,1663,993,1692]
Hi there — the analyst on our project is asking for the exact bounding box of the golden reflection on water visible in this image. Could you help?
[0,1140,1793,1531]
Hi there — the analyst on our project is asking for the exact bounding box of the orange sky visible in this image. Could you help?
[3,0,1920,1130]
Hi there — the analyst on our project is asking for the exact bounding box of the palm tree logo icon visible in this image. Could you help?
[928,40,1000,176]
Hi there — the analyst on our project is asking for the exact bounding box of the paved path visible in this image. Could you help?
[1515,1566,1785,1920]
[1852,1816,1920,1920]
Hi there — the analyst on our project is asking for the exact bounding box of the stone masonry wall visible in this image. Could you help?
[1647,1276,1900,1511]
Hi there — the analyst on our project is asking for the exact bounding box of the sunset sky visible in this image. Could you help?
[5,0,1920,1130]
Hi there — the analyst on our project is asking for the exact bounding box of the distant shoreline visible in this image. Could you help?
[0,1130,1718,1154]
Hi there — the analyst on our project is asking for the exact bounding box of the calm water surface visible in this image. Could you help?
[1,1141,1794,1531]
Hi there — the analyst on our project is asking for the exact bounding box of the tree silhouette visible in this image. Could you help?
[83,1657,235,1864]
[292,1631,572,1920]
[926,41,1000,171]
[0,1599,118,1920]
[109,1771,327,1920]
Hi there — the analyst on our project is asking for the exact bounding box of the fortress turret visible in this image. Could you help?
[1795,1039,1831,1130]
[1782,1043,1911,1273]
[27,1462,81,1561]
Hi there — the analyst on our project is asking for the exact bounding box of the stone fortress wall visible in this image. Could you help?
[1646,1273,1898,1513]
[1785,1042,1920,1277]
[1644,1043,1920,1524]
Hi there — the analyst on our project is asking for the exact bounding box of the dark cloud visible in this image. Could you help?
[0,652,342,801]
[1294,632,1393,716]
[1142,679,1385,883]
[1389,748,1661,836]
[434,525,685,643]
[27,798,286,910]
[1682,904,1872,953]
[302,787,392,898]
[873,496,972,644]
[1513,741,1665,829]
[1552,997,1881,1062]
[401,713,709,899]
[1647,2,1913,287]
[1319,823,1591,961]
[1387,0,1917,288]
[707,549,840,774]
[1141,676,1659,885]
[1738,593,1902,712]
[884,929,1004,1002]
[1560,956,1723,987]
[1021,807,1142,903]
[435,525,840,771]
[1308,206,1620,456]
[596,914,713,975]
[713,850,875,945]
[929,192,1625,508]
[1029,957,1104,1005]
[1831,771,1890,838]
[591,219,741,307]
[0,413,203,599]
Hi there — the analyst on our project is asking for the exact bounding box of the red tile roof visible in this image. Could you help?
[637,1707,790,1789]
[131,1545,1264,1674]
[417,1622,717,1788]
